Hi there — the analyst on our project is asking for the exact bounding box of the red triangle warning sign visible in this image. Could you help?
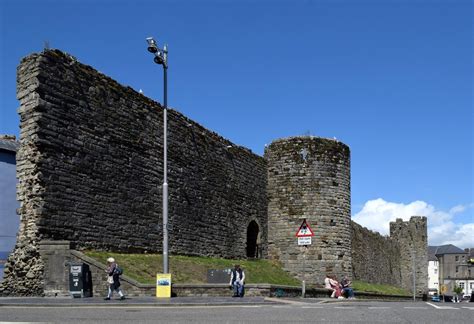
[295,219,315,237]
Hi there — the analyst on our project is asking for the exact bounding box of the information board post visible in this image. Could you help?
[295,219,315,299]
[302,246,307,298]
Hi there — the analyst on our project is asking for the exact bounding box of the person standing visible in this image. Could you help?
[104,257,125,300]
[229,264,245,297]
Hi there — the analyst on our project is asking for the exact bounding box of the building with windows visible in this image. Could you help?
[430,244,474,296]
[0,136,19,253]
[0,135,19,281]
[427,246,439,295]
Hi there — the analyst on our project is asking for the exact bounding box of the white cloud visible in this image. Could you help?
[353,198,474,249]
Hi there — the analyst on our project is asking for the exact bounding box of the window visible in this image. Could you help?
[456,266,459,273]
[459,282,465,289]
[471,283,474,289]
[455,256,459,262]
[434,269,438,274]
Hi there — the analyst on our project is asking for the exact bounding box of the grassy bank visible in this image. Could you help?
[85,251,300,285]
[352,280,410,296]
[85,251,410,295]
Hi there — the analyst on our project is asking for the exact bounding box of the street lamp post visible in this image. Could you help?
[412,250,416,301]
[146,36,169,274]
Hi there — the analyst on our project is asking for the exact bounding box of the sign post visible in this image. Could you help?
[440,284,447,302]
[295,219,315,298]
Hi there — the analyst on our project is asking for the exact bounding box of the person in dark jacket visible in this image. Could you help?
[104,257,125,300]
[340,275,355,299]
[229,264,245,297]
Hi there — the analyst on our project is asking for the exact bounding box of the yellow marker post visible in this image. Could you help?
[156,273,172,298]
[440,284,447,294]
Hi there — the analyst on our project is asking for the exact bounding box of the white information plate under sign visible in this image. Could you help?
[298,237,312,245]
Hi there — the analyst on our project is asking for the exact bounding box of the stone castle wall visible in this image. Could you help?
[1,49,428,296]
[390,217,428,294]
[352,217,428,292]
[265,137,352,285]
[351,221,402,286]
[1,50,267,295]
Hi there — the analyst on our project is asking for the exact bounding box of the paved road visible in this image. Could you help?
[0,300,472,323]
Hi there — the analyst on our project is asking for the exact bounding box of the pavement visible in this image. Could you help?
[0,296,300,307]
[0,295,436,307]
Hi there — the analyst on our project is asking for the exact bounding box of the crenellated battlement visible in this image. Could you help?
[389,216,428,294]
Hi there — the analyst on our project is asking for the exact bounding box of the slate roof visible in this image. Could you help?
[427,246,439,261]
[433,244,466,256]
[0,138,19,153]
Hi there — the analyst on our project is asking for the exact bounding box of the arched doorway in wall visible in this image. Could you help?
[246,221,259,258]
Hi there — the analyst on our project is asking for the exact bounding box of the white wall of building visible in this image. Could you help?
[428,260,439,293]
[455,279,474,296]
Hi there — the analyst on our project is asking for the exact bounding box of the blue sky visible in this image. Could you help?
[0,0,472,248]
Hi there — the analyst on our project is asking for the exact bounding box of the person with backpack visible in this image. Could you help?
[104,257,125,300]
[229,264,245,297]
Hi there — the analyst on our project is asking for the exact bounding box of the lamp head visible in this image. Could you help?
[154,55,164,65]
[146,37,158,53]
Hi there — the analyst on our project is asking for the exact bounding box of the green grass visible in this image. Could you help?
[84,251,409,295]
[352,280,410,296]
[84,251,300,286]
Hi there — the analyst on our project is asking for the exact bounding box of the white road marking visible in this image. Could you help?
[426,302,459,310]
[0,322,53,324]
[426,302,441,309]
[265,297,311,305]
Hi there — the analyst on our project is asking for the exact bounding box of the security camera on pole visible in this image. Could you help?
[146,36,171,297]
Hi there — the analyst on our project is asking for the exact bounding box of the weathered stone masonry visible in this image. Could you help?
[351,222,402,287]
[390,217,428,294]
[1,50,267,295]
[1,50,427,296]
[265,137,352,285]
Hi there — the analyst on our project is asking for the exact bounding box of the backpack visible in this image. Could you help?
[114,266,123,276]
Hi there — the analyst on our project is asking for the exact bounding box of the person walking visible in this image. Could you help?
[229,264,245,297]
[104,257,125,300]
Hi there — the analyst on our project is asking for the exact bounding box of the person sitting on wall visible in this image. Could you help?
[331,275,344,299]
[229,264,245,297]
[104,257,125,300]
[340,275,355,299]
[324,274,337,298]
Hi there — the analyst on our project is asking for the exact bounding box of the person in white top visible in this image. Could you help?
[324,274,338,298]
[229,264,245,297]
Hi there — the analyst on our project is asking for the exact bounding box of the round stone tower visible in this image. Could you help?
[265,136,351,285]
